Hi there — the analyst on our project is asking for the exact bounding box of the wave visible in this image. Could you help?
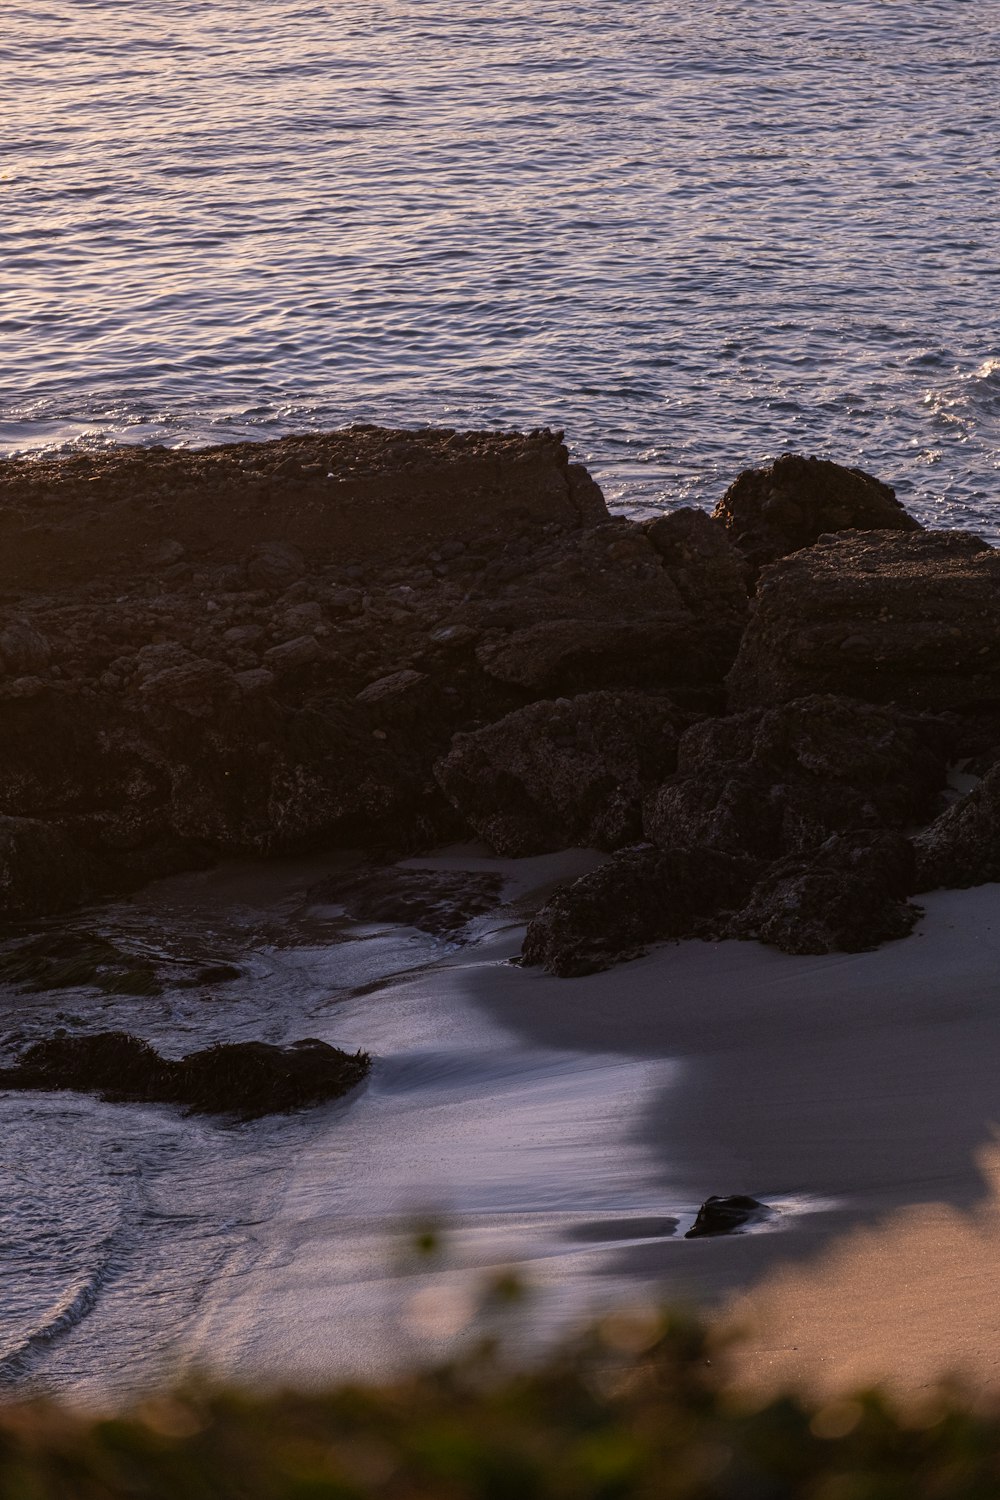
[0,1242,123,1388]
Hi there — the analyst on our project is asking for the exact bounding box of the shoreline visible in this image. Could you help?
[2,842,1000,1402]
[3,426,1000,1401]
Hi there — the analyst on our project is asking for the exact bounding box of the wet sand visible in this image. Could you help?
[175,857,1000,1402]
[469,876,1000,1398]
[7,846,1000,1403]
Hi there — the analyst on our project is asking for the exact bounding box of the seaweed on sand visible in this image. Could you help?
[0,1030,370,1119]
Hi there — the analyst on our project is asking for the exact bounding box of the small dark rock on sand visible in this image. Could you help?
[685,1195,768,1239]
[0,1030,370,1119]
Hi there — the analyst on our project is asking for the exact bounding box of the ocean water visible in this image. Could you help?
[2,3,1000,1405]
[0,851,685,1402]
[2,1,999,528]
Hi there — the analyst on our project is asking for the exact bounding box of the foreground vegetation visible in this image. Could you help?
[4,1310,1000,1499]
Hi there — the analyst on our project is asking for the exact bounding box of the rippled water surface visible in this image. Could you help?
[2,2,999,525]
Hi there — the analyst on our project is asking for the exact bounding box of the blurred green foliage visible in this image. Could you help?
[3,1309,1000,1498]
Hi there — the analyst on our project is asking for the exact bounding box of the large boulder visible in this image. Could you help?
[640,506,750,616]
[728,831,919,955]
[471,516,748,702]
[435,691,686,856]
[726,531,1000,713]
[0,427,605,591]
[520,844,759,977]
[713,453,921,578]
[643,695,948,860]
[0,1031,370,1118]
[912,764,1000,891]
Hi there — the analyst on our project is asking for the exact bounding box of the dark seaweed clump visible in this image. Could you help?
[0,1030,370,1119]
[0,931,163,995]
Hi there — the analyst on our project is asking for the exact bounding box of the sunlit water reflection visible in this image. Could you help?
[2,2,999,528]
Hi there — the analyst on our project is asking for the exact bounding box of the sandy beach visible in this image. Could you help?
[477,874,1000,1399]
[123,852,1000,1403]
[443,869,1000,1392]
[3,428,1000,1407]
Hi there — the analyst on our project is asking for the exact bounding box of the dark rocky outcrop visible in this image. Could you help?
[0,816,110,918]
[520,845,759,977]
[643,695,949,860]
[521,692,946,971]
[469,514,748,702]
[0,427,604,593]
[641,506,750,613]
[308,866,505,937]
[912,764,1000,891]
[0,427,754,920]
[0,1031,370,1118]
[685,1195,768,1239]
[727,531,1000,713]
[435,691,687,857]
[713,453,921,579]
[728,831,920,955]
[4,430,995,974]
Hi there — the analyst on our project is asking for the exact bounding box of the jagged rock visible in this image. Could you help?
[247,542,306,590]
[139,658,235,712]
[641,506,750,615]
[355,669,427,705]
[713,453,921,578]
[234,668,275,696]
[0,430,954,936]
[282,602,326,634]
[310,866,505,936]
[912,763,1000,890]
[435,691,686,856]
[263,634,321,669]
[0,620,52,675]
[0,1031,370,1118]
[520,844,759,977]
[472,518,747,701]
[685,1195,767,1239]
[728,831,920,955]
[4,676,46,699]
[643,695,948,860]
[727,531,1000,712]
[565,462,609,523]
[134,642,194,680]
[152,539,185,567]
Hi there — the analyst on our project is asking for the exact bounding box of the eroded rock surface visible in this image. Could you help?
[727,531,1000,712]
[713,453,921,578]
[520,845,759,976]
[0,427,755,919]
[436,691,686,856]
[729,831,920,955]
[469,515,747,700]
[643,695,949,860]
[3,430,994,975]
[913,764,1000,891]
